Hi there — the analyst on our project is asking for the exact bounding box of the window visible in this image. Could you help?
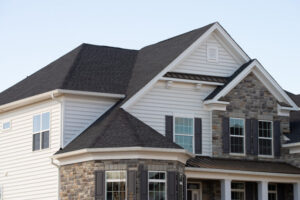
[231,182,245,200]
[174,117,194,153]
[268,184,277,200]
[32,112,50,151]
[258,121,273,156]
[106,171,126,200]
[230,118,245,154]
[148,171,166,200]
[2,121,11,130]
[207,46,219,62]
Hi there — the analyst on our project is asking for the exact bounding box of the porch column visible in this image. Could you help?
[257,181,268,200]
[294,182,300,200]
[221,179,231,200]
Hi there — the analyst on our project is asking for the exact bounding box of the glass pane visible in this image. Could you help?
[3,122,10,129]
[230,118,244,136]
[175,135,193,153]
[268,193,277,200]
[175,117,193,135]
[33,133,40,151]
[33,115,40,133]
[259,121,272,138]
[42,112,50,131]
[259,139,272,155]
[42,131,49,149]
[107,182,113,191]
[230,137,244,153]
[107,192,112,200]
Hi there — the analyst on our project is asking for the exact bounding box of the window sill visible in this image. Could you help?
[229,153,246,157]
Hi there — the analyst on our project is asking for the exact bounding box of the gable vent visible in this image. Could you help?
[207,46,219,63]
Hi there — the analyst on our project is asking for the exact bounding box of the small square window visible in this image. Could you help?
[2,121,11,130]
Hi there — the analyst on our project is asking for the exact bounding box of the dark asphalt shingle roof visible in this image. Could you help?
[187,156,300,174]
[164,72,228,83]
[285,92,300,143]
[0,44,138,106]
[204,59,255,100]
[57,104,182,154]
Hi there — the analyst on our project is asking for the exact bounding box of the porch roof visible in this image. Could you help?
[186,156,300,174]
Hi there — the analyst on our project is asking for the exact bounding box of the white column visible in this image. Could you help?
[294,182,300,200]
[258,181,268,200]
[221,179,231,200]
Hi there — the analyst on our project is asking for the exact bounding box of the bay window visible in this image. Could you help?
[106,171,126,200]
[148,171,166,200]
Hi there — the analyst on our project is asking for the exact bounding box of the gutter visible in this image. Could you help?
[0,89,125,113]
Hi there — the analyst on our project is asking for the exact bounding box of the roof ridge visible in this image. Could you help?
[60,44,86,89]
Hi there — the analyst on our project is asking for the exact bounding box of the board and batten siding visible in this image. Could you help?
[171,33,242,77]
[127,81,215,156]
[62,95,117,147]
[0,99,61,200]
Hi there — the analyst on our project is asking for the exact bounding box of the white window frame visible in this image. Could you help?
[148,171,167,200]
[229,118,246,156]
[173,116,195,153]
[207,46,219,63]
[105,170,127,200]
[258,120,274,157]
[231,182,245,200]
[2,120,11,131]
[268,183,277,200]
[32,111,51,152]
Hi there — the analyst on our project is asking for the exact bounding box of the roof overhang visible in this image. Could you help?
[0,89,125,113]
[185,167,300,183]
[122,22,251,109]
[283,142,300,154]
[52,147,193,166]
[204,59,299,112]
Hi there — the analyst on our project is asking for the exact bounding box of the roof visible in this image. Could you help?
[285,92,300,143]
[0,44,138,106]
[57,104,182,154]
[164,72,228,83]
[187,156,300,174]
[204,59,255,100]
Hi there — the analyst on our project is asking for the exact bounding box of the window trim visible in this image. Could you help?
[229,118,246,156]
[231,182,245,200]
[105,170,127,200]
[173,116,195,154]
[258,120,274,157]
[148,171,167,200]
[32,111,51,152]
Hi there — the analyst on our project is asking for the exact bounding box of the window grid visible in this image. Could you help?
[258,121,273,156]
[32,112,50,151]
[231,182,245,200]
[148,171,166,200]
[268,184,277,200]
[230,118,245,154]
[106,171,126,200]
[174,117,194,153]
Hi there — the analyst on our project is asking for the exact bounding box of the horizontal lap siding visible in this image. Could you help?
[63,96,117,147]
[128,81,215,156]
[171,33,241,77]
[0,100,61,200]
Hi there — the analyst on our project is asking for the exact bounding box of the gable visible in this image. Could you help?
[171,32,243,77]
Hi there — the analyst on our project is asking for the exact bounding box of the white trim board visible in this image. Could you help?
[121,23,251,109]
[52,147,193,166]
[204,59,299,110]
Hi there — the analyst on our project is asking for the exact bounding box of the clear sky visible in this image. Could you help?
[0,0,299,94]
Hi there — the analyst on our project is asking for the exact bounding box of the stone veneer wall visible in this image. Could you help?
[212,72,290,161]
[60,159,185,200]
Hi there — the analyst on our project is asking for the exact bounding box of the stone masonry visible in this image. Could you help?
[60,159,185,200]
[212,72,290,161]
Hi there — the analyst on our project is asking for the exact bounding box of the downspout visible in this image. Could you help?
[50,92,63,200]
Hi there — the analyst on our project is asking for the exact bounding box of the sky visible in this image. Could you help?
[0,0,300,94]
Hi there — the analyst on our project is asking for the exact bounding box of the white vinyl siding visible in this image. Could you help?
[127,81,215,156]
[171,33,242,77]
[0,100,61,200]
[62,95,117,147]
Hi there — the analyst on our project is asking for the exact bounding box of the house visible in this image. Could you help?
[0,22,300,200]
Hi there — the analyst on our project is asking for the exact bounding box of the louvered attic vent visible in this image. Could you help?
[207,46,219,63]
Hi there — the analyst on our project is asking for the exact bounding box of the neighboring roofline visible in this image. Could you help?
[121,22,251,109]
[204,59,299,110]
[52,147,194,166]
[185,167,300,179]
[0,89,125,113]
